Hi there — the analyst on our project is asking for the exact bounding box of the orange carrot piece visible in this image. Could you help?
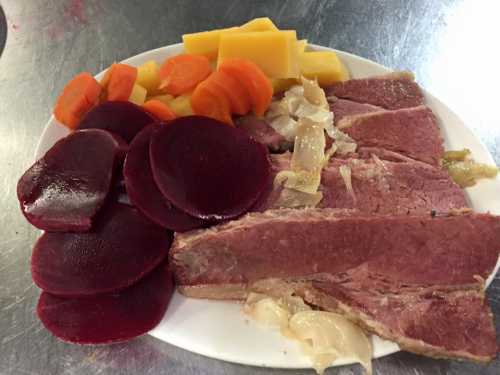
[219,58,273,117]
[143,100,177,122]
[206,71,251,115]
[159,54,212,96]
[106,64,137,101]
[191,79,233,126]
[53,72,102,129]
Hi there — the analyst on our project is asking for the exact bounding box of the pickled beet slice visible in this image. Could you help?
[31,202,173,296]
[37,262,174,344]
[150,116,271,220]
[17,129,127,232]
[77,101,155,142]
[124,124,206,232]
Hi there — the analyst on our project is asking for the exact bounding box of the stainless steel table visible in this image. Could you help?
[1,1,498,374]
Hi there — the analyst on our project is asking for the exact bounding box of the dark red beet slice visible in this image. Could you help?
[17,129,127,232]
[37,261,174,344]
[77,101,155,142]
[31,202,173,296]
[150,116,271,220]
[124,124,206,232]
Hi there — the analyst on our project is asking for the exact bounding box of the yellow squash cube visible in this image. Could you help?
[300,51,350,86]
[128,84,147,106]
[183,27,241,60]
[218,30,299,78]
[271,78,299,94]
[137,60,161,94]
[297,39,307,54]
[169,93,194,117]
[240,17,279,32]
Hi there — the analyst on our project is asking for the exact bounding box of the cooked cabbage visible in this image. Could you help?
[442,149,498,187]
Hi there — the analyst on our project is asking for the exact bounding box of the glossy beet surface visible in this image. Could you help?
[37,261,174,344]
[124,124,206,232]
[31,202,173,296]
[17,129,127,232]
[77,101,155,142]
[150,116,271,220]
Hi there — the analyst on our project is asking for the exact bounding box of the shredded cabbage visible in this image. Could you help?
[339,165,356,202]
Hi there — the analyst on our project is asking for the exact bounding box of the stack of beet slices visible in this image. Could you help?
[17,102,271,344]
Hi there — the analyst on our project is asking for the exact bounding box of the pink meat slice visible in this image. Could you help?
[124,124,206,232]
[325,71,425,109]
[329,98,384,125]
[337,106,444,165]
[37,261,174,344]
[17,129,127,232]
[32,202,173,296]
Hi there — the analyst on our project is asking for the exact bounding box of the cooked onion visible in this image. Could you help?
[339,165,356,202]
[442,149,498,187]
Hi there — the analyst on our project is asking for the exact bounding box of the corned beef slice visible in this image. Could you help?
[171,209,500,288]
[329,98,384,125]
[337,106,444,165]
[236,115,291,153]
[326,71,425,109]
[258,154,467,215]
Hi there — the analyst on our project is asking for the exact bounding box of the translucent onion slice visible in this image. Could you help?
[339,165,356,202]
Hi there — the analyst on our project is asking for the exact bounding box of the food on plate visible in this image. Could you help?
[159,54,212,95]
[300,51,350,85]
[171,209,500,361]
[77,101,155,142]
[19,16,500,372]
[218,30,300,79]
[258,153,468,214]
[442,148,498,187]
[337,106,444,165]
[329,98,383,125]
[245,292,372,375]
[31,202,173,296]
[101,63,138,102]
[149,116,271,220]
[137,60,161,93]
[124,125,205,231]
[37,261,173,344]
[325,71,424,110]
[142,100,177,121]
[218,58,273,117]
[240,17,279,32]
[17,129,127,232]
[53,72,102,129]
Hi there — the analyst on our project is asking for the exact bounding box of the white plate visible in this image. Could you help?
[35,43,500,370]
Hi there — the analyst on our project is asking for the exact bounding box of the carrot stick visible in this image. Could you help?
[106,64,138,101]
[218,58,272,116]
[159,54,212,96]
[143,100,176,122]
[53,72,102,129]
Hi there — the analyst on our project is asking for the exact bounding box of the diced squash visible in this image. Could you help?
[148,94,174,105]
[297,39,307,54]
[218,31,299,79]
[240,17,279,32]
[128,83,147,105]
[169,93,194,117]
[299,51,349,86]
[271,78,299,94]
[137,60,161,93]
[183,27,241,60]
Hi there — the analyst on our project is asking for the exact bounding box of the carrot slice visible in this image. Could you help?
[206,71,251,115]
[53,72,102,129]
[191,79,233,126]
[218,58,272,117]
[143,100,176,122]
[106,64,138,101]
[159,54,211,96]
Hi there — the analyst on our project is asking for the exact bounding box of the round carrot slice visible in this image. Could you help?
[106,64,138,102]
[219,58,273,117]
[159,54,212,96]
[207,70,251,115]
[191,78,233,126]
[143,100,176,122]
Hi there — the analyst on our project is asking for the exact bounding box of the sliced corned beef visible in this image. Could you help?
[325,71,425,109]
[337,106,444,165]
[329,98,384,125]
[235,115,291,153]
